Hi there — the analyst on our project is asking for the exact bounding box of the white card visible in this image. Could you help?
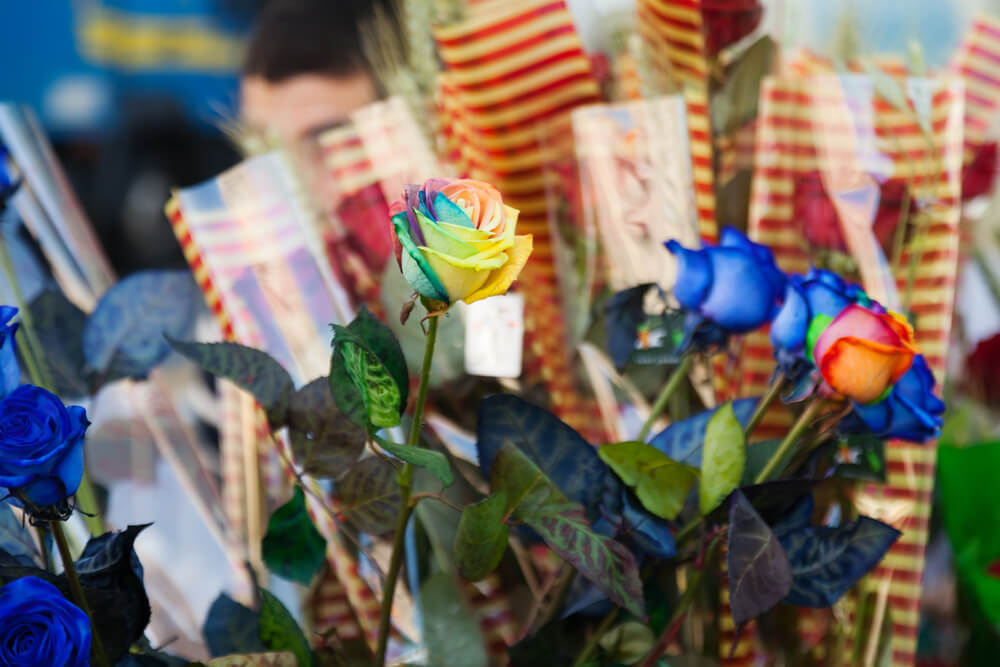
[463,294,524,378]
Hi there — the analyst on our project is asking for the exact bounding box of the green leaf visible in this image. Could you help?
[710,36,776,136]
[490,441,645,620]
[421,572,489,667]
[699,402,746,515]
[598,621,655,665]
[526,502,646,621]
[488,439,568,521]
[338,457,401,535]
[374,436,454,488]
[455,493,509,580]
[169,339,294,427]
[288,378,366,479]
[202,655,297,667]
[261,487,327,585]
[258,588,313,667]
[202,594,265,657]
[598,442,698,520]
[741,439,782,486]
[330,306,409,429]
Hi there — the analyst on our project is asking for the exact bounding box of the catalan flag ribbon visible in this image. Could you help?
[731,73,964,666]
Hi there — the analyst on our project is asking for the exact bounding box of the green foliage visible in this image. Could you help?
[599,441,698,520]
[699,402,746,514]
[727,491,792,626]
[338,458,401,535]
[421,573,489,667]
[202,594,265,657]
[374,436,454,488]
[258,588,313,667]
[168,339,294,427]
[287,378,366,479]
[455,493,509,580]
[489,441,646,620]
[261,487,327,585]
[330,306,409,429]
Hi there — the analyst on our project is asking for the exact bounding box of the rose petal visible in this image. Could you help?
[415,209,478,259]
[392,215,449,301]
[818,337,915,403]
[464,234,534,304]
[771,280,809,352]
[665,241,712,311]
[421,248,505,302]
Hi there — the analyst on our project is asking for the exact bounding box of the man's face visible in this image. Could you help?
[240,71,378,147]
[240,71,378,208]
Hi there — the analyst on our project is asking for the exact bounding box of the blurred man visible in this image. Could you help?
[240,0,381,147]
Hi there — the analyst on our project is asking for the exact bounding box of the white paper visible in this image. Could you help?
[463,294,524,378]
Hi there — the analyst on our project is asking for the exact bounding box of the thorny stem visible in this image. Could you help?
[374,315,438,667]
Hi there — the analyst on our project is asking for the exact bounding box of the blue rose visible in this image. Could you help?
[0,385,88,507]
[840,354,944,443]
[665,227,785,349]
[0,576,90,666]
[0,306,18,399]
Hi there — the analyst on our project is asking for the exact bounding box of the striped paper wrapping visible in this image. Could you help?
[635,0,718,242]
[952,14,1000,145]
[166,154,383,647]
[572,97,701,291]
[725,74,964,666]
[432,0,609,442]
[315,97,440,321]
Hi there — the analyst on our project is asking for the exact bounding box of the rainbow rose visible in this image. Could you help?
[389,179,532,306]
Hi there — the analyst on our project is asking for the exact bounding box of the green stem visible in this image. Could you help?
[0,239,52,391]
[743,372,786,441]
[638,539,720,667]
[74,472,105,536]
[637,355,694,442]
[373,315,439,667]
[674,517,701,546]
[753,399,825,484]
[572,608,619,667]
[51,521,110,667]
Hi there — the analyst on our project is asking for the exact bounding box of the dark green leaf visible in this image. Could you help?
[169,339,294,427]
[604,284,656,370]
[455,493,509,580]
[330,306,409,429]
[374,437,453,488]
[741,439,783,486]
[258,588,313,667]
[83,270,199,381]
[488,439,568,521]
[773,496,900,607]
[338,457,401,535]
[710,36,776,136]
[490,441,645,620]
[262,487,327,585]
[649,398,757,467]
[598,442,698,520]
[477,395,613,519]
[202,594,265,657]
[421,572,489,667]
[288,378,366,479]
[20,289,89,398]
[699,402,745,514]
[0,503,40,566]
[527,502,646,621]
[727,490,792,626]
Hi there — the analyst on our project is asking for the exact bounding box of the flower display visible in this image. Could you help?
[0,306,18,399]
[840,354,944,442]
[0,576,90,667]
[389,179,532,306]
[771,268,918,404]
[701,0,764,57]
[0,385,89,507]
[665,226,785,344]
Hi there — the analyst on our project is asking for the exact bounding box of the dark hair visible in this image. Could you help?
[243,0,377,82]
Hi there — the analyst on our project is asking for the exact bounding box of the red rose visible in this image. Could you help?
[962,141,997,201]
[701,0,764,57]
[966,331,1000,405]
[794,171,911,253]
